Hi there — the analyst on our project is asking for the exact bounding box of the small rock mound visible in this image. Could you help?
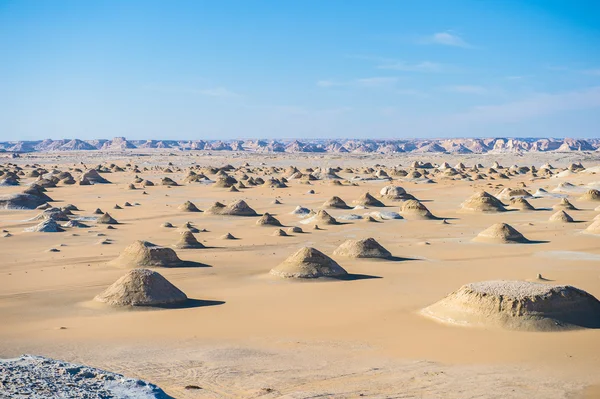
[400,200,436,219]
[220,232,236,240]
[333,238,391,259]
[256,212,282,226]
[580,189,600,201]
[25,219,64,233]
[549,210,574,223]
[323,196,349,209]
[174,231,205,249]
[97,212,118,225]
[584,220,600,235]
[313,209,338,225]
[509,197,535,210]
[205,200,257,216]
[270,247,347,278]
[421,280,600,331]
[95,268,187,306]
[461,191,506,212]
[473,223,529,244]
[111,240,183,268]
[272,229,288,237]
[63,220,89,228]
[178,201,201,212]
[291,206,311,215]
[553,198,577,211]
[354,192,385,207]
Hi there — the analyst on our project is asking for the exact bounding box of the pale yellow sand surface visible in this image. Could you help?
[1,151,600,398]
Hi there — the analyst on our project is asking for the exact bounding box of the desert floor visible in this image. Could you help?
[1,151,600,399]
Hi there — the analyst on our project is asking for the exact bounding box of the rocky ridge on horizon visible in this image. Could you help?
[1,137,599,154]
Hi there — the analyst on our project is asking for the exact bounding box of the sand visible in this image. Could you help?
[1,150,600,398]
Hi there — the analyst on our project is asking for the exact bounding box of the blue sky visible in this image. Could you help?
[1,0,599,140]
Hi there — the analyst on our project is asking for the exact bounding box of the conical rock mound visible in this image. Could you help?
[174,231,205,249]
[461,191,506,212]
[379,185,415,201]
[178,201,201,212]
[111,240,183,268]
[256,212,282,226]
[270,247,347,278]
[354,192,385,207]
[25,219,64,233]
[580,189,600,201]
[333,238,391,259]
[421,280,600,331]
[97,212,118,224]
[323,196,349,209]
[400,200,436,219]
[94,268,187,306]
[549,210,574,223]
[509,197,535,210]
[553,198,577,210]
[473,223,529,243]
[314,209,337,225]
[205,200,257,216]
[584,220,600,235]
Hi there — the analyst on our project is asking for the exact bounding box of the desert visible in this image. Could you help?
[1,146,600,398]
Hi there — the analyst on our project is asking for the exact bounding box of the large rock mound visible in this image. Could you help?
[205,200,257,216]
[421,280,600,331]
[0,192,51,210]
[584,220,600,235]
[473,223,529,243]
[580,189,600,201]
[461,191,507,212]
[549,210,574,223]
[95,268,187,306]
[111,240,183,268]
[333,238,391,259]
[323,196,349,209]
[354,192,385,207]
[400,200,436,219]
[270,247,347,278]
[379,185,415,201]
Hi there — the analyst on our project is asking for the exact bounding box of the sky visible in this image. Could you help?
[1,0,599,141]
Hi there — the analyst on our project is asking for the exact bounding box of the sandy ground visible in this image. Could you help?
[1,150,600,398]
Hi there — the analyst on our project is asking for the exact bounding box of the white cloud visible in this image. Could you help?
[196,87,241,98]
[504,75,529,81]
[443,85,489,95]
[420,32,472,48]
[583,69,600,76]
[317,77,399,88]
[377,61,444,72]
[143,84,241,98]
[354,77,399,87]
[451,86,600,124]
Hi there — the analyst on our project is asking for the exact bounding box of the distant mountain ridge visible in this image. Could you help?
[1,136,600,154]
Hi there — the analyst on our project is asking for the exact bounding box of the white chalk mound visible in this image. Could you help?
[111,240,183,268]
[333,238,391,259]
[270,247,347,278]
[421,280,600,331]
[95,268,187,306]
[473,223,529,244]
